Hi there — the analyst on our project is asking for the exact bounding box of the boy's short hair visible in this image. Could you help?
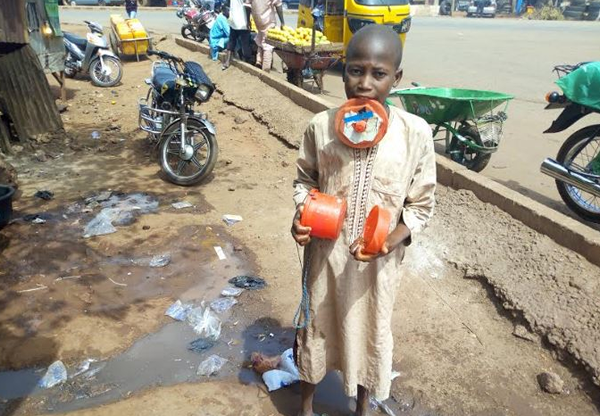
[346,24,403,69]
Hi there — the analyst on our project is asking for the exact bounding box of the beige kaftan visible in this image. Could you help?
[293,106,436,400]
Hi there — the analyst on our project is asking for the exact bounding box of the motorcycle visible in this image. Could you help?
[138,50,218,186]
[63,21,123,88]
[540,62,600,223]
[176,0,216,43]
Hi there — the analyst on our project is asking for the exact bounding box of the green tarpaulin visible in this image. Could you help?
[45,0,63,36]
[556,62,600,112]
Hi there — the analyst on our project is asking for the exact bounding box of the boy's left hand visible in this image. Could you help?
[349,223,410,262]
[349,238,405,262]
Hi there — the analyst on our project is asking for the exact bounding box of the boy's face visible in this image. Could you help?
[344,44,402,105]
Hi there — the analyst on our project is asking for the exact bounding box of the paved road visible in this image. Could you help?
[59,7,298,32]
[59,8,600,227]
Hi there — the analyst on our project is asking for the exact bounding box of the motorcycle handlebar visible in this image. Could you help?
[147,49,182,64]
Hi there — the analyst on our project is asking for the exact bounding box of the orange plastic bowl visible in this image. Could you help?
[362,206,392,254]
[300,190,347,240]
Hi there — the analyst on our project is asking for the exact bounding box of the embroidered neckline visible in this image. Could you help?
[348,145,379,243]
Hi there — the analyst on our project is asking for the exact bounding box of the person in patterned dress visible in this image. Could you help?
[291,24,437,416]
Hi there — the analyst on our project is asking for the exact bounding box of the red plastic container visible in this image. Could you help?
[362,206,392,254]
[300,190,347,240]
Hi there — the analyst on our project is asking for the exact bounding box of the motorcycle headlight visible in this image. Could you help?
[195,84,212,102]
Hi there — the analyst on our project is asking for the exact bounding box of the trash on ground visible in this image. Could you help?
[32,217,46,224]
[251,352,281,374]
[172,201,193,210]
[34,190,54,201]
[85,191,112,205]
[84,193,158,238]
[165,300,194,321]
[197,354,228,377]
[133,253,171,268]
[370,398,397,416]
[91,131,101,140]
[70,358,98,378]
[187,305,222,340]
[188,338,216,353]
[214,246,227,260]
[259,348,300,391]
[17,284,48,293]
[38,360,68,389]
[108,277,127,287]
[221,286,244,297]
[391,371,401,381]
[263,369,299,392]
[81,362,106,380]
[210,297,237,313]
[222,214,243,226]
[229,275,266,290]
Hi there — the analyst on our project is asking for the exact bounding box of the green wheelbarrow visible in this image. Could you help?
[388,86,514,172]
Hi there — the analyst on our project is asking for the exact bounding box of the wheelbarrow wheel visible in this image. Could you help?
[287,69,303,88]
[448,124,491,172]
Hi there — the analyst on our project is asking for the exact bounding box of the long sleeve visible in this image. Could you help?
[401,124,436,235]
[293,121,319,208]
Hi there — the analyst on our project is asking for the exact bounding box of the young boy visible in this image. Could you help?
[291,25,436,416]
[209,6,230,62]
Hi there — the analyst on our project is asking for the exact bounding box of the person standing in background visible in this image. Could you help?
[249,0,284,72]
[125,0,138,18]
[222,0,252,69]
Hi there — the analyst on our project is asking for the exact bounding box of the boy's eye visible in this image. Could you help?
[374,71,387,78]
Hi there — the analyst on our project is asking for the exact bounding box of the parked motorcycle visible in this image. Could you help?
[176,0,216,43]
[63,21,123,88]
[541,62,600,223]
[138,50,218,186]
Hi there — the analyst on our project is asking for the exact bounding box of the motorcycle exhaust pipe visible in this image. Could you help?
[541,158,600,197]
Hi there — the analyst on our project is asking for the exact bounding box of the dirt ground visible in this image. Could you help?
[1,27,600,416]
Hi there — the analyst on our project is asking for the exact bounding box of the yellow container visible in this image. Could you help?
[116,22,133,40]
[120,18,149,55]
[110,14,125,27]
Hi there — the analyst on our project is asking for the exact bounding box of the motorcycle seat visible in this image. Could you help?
[64,32,88,50]
[152,63,177,93]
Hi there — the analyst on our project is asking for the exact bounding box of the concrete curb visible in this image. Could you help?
[175,36,600,268]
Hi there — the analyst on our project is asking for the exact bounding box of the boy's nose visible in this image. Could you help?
[357,75,373,91]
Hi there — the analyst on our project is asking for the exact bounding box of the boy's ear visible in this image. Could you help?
[393,68,403,87]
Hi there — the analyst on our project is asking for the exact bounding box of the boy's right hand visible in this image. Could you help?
[291,204,311,246]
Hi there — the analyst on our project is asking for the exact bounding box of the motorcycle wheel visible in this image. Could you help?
[555,124,600,223]
[448,124,491,172]
[89,56,123,88]
[159,119,218,186]
[181,24,194,40]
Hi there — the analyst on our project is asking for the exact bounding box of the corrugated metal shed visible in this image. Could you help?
[0,0,28,45]
[0,44,63,139]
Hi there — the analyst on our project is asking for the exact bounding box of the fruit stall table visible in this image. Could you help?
[266,39,343,93]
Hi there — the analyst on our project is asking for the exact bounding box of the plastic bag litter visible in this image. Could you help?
[187,305,222,340]
[133,253,171,268]
[83,193,158,238]
[38,360,68,389]
[34,190,54,201]
[165,300,194,321]
[197,354,228,376]
[229,275,266,290]
[279,348,299,378]
[222,214,243,225]
[370,398,397,416]
[263,369,299,392]
[70,358,98,378]
[188,338,215,353]
[221,286,244,297]
[260,348,300,392]
[210,297,237,313]
[172,201,193,209]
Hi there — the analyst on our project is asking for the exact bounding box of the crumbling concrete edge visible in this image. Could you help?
[176,36,600,269]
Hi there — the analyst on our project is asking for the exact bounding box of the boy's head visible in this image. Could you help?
[221,5,230,17]
[344,25,403,105]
